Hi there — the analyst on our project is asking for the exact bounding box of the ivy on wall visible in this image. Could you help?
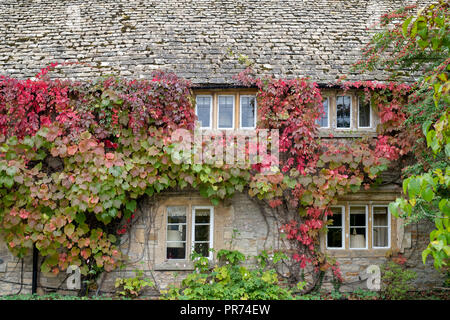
[351,0,449,270]
[0,62,413,290]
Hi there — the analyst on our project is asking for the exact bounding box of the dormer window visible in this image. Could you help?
[316,91,376,132]
[193,89,257,130]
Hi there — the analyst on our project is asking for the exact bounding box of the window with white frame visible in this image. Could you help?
[194,91,259,129]
[316,97,329,128]
[166,206,187,259]
[192,206,214,259]
[196,95,212,129]
[336,95,352,129]
[218,95,235,129]
[358,96,371,128]
[349,205,368,249]
[372,206,390,248]
[326,204,391,251]
[165,205,214,261]
[240,95,257,129]
[326,206,344,249]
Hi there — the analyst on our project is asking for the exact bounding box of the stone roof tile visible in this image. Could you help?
[0,0,431,85]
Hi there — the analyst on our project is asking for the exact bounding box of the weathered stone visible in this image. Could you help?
[135,228,146,244]
[0,0,429,85]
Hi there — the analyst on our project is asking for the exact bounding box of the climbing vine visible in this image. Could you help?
[351,0,449,270]
[0,61,413,293]
[234,70,411,288]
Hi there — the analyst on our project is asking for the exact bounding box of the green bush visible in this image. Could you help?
[381,261,417,300]
[296,292,323,300]
[114,269,154,298]
[162,249,296,300]
[350,288,379,300]
[0,293,128,300]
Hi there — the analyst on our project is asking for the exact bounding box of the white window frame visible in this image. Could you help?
[349,205,368,250]
[217,95,235,130]
[165,206,188,261]
[317,97,330,129]
[239,95,257,129]
[191,206,214,260]
[335,95,352,130]
[372,205,391,249]
[357,96,372,129]
[195,95,213,129]
[326,206,345,250]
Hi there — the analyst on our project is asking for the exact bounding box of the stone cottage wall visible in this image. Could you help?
[0,191,445,297]
[319,186,446,292]
[320,220,444,292]
[0,192,280,296]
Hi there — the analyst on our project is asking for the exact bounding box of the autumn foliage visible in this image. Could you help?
[235,70,412,283]
[0,63,412,289]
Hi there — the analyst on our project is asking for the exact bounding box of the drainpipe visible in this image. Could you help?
[31,244,38,294]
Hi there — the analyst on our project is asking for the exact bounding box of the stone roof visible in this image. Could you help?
[0,0,431,86]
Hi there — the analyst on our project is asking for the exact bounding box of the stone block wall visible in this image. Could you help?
[0,191,446,297]
[320,220,445,292]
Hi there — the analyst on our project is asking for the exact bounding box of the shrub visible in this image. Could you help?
[350,288,379,300]
[162,249,296,300]
[381,261,417,300]
[114,269,154,298]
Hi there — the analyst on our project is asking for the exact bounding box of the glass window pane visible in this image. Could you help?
[373,207,388,227]
[194,242,210,257]
[327,228,342,248]
[167,206,186,223]
[358,96,371,127]
[336,96,351,128]
[166,224,186,259]
[194,209,210,242]
[196,96,211,128]
[241,96,256,128]
[350,227,366,248]
[373,227,389,247]
[350,213,366,226]
[218,96,234,128]
[373,206,389,248]
[167,244,186,259]
[350,206,366,248]
[167,224,187,245]
[167,224,186,242]
[350,206,366,226]
[329,207,342,226]
[316,98,329,127]
[195,225,210,242]
[195,209,211,223]
[167,206,187,259]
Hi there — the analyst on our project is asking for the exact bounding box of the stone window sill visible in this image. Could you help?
[324,249,390,258]
[318,130,378,138]
[154,261,195,271]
